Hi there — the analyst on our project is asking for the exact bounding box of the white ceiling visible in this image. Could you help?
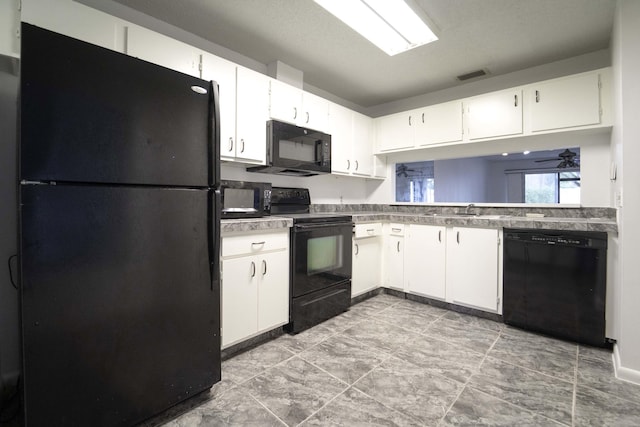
[104,0,615,108]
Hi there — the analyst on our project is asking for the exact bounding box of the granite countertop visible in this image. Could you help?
[351,212,618,233]
[221,212,617,234]
[221,216,293,233]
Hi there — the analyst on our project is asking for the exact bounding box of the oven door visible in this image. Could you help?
[291,221,352,298]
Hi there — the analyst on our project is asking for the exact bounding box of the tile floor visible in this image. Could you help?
[148,294,640,426]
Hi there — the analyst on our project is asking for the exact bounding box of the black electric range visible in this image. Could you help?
[271,188,352,333]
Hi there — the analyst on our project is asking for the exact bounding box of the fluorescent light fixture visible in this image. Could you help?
[314,0,438,56]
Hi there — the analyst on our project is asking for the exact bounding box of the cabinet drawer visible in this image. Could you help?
[389,223,405,236]
[354,223,382,239]
[222,231,288,257]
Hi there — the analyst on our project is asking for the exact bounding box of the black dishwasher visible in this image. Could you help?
[503,229,607,347]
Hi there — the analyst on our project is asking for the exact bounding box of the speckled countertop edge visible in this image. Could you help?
[351,212,618,233]
[221,216,293,233]
[221,213,617,234]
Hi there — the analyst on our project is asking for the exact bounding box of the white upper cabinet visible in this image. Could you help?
[329,103,354,175]
[22,0,124,52]
[269,80,329,131]
[376,100,463,151]
[235,67,270,164]
[466,88,523,140]
[126,26,201,77]
[414,100,463,146]
[301,92,329,131]
[269,79,302,125]
[375,111,415,152]
[351,111,375,177]
[329,103,382,178]
[1,0,20,58]
[201,53,237,162]
[529,72,601,132]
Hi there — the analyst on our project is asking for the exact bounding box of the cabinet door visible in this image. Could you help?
[269,79,301,125]
[387,236,405,291]
[375,111,415,152]
[22,0,121,52]
[126,26,201,77]
[302,92,329,132]
[221,257,258,348]
[0,0,20,57]
[352,112,374,176]
[329,103,354,174]
[446,227,499,311]
[257,251,290,332]
[415,101,463,146]
[202,53,237,161]
[405,225,446,299]
[352,237,381,297]
[530,73,601,132]
[466,89,523,140]
[236,67,269,164]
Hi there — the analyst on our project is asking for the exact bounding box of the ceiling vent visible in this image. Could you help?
[457,69,487,81]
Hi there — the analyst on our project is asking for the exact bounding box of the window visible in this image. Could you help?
[395,161,434,202]
[525,171,580,204]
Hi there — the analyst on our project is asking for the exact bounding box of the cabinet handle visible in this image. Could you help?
[366,228,375,233]
[293,107,297,120]
[240,139,245,153]
[392,228,401,233]
[535,90,540,103]
[228,137,234,152]
[250,261,256,277]
[397,241,401,252]
[347,159,350,170]
[456,231,460,244]
[408,115,412,126]
[355,243,359,255]
[251,241,266,247]
[422,112,425,124]
[514,94,518,107]
[355,160,359,171]
[306,112,310,123]
[262,260,267,275]
[438,230,442,242]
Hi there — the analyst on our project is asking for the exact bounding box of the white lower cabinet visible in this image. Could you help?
[385,224,405,291]
[404,225,446,299]
[352,223,382,297]
[446,227,500,312]
[221,230,289,348]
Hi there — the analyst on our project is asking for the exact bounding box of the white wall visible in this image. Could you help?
[434,158,489,203]
[611,0,640,383]
[0,70,19,391]
[221,163,369,204]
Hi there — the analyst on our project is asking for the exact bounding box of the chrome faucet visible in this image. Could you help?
[465,203,475,214]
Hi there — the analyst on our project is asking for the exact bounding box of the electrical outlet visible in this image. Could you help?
[616,189,623,207]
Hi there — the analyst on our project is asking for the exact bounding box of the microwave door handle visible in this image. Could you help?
[315,140,322,165]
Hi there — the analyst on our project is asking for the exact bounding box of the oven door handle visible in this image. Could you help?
[294,222,352,230]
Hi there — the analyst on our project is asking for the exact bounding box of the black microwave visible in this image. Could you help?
[220,180,271,219]
[246,120,331,177]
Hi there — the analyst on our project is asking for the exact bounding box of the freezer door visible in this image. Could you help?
[20,23,217,187]
[20,184,220,426]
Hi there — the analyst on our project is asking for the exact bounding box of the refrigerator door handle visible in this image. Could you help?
[209,80,221,188]
[209,190,221,291]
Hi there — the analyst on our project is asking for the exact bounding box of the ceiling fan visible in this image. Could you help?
[534,149,579,168]
[396,163,418,177]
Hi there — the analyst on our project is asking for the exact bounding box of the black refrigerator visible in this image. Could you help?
[18,23,221,426]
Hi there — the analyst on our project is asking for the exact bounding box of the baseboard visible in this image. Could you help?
[613,344,640,385]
